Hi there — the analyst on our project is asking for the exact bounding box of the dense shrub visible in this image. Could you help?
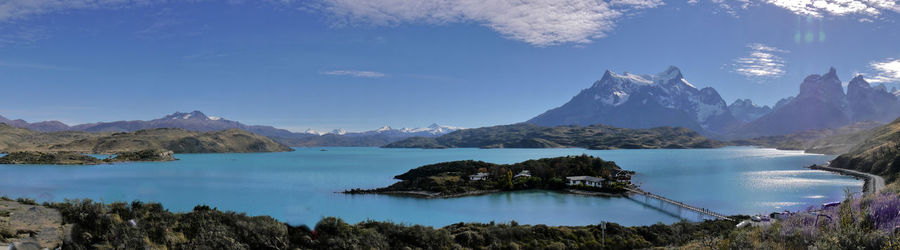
[44,199,739,249]
[367,155,631,195]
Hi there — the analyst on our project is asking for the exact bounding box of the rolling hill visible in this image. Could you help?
[0,124,292,154]
[383,123,725,149]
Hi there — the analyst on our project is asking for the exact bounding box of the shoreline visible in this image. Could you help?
[809,164,885,194]
[343,188,628,199]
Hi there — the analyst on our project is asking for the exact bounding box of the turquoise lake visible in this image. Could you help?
[0,147,861,227]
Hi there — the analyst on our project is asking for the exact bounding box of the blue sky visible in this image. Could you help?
[0,0,899,132]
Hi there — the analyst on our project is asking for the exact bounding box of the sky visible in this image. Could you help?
[0,0,899,132]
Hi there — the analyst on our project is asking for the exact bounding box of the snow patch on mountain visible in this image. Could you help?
[528,66,738,134]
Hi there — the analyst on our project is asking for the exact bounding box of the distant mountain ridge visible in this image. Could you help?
[0,111,461,147]
[0,115,70,132]
[384,123,725,149]
[0,124,291,154]
[527,66,738,135]
[730,68,900,139]
[728,99,772,123]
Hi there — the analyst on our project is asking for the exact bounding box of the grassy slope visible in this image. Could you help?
[0,124,107,152]
[0,124,292,154]
[733,121,883,155]
[829,117,900,182]
[384,123,724,149]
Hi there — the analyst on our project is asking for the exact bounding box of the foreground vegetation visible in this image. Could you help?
[0,196,741,249]
[0,123,292,154]
[345,155,631,197]
[383,123,725,149]
[0,149,177,165]
[7,187,900,249]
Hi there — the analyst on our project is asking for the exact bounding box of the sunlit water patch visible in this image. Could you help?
[0,147,861,227]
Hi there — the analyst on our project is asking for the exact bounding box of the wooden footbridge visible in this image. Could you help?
[624,187,733,221]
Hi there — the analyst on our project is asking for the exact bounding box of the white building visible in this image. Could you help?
[470,172,489,181]
[566,176,604,187]
[514,170,531,178]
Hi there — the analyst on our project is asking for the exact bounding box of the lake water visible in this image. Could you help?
[0,147,860,227]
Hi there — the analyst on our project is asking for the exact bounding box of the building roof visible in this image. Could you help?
[566,176,604,182]
[514,170,531,177]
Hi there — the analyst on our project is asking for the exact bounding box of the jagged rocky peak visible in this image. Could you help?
[699,87,724,103]
[528,65,737,134]
[846,74,900,122]
[849,74,868,87]
[798,67,845,102]
[728,99,772,123]
[657,65,684,82]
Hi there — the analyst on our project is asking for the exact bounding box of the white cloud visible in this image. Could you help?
[0,0,665,46]
[321,70,388,78]
[0,25,48,47]
[318,0,664,46]
[0,0,164,22]
[868,58,900,83]
[764,0,899,18]
[733,43,788,81]
[689,0,752,17]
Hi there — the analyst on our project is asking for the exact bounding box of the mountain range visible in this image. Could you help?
[384,123,725,149]
[728,99,772,123]
[5,66,899,147]
[730,68,900,138]
[0,111,461,147]
[526,66,738,135]
[526,66,900,140]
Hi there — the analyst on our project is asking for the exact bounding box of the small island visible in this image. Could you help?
[344,155,634,198]
[0,149,177,165]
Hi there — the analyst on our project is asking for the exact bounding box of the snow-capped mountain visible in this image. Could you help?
[402,123,464,135]
[728,99,772,123]
[304,129,327,136]
[527,66,737,134]
[309,124,463,137]
[60,110,301,139]
[1,110,463,147]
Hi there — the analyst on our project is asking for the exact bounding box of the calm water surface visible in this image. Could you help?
[0,147,860,227]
